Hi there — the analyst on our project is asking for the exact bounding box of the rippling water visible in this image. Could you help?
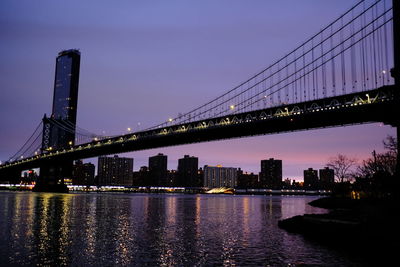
[0,192,366,266]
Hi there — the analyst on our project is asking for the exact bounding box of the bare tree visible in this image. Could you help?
[357,136,397,178]
[357,151,396,178]
[383,135,397,154]
[326,154,357,183]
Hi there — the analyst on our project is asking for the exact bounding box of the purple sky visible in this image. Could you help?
[0,0,395,180]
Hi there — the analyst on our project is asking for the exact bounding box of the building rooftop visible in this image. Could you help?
[58,49,80,56]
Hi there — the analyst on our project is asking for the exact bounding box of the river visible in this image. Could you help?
[0,192,367,266]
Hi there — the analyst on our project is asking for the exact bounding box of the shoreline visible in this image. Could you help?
[0,184,331,196]
[278,196,399,264]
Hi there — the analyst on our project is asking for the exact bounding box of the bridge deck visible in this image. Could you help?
[1,85,398,175]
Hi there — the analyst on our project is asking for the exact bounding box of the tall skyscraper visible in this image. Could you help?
[177,155,199,187]
[98,155,133,186]
[203,165,237,188]
[260,158,282,189]
[304,168,319,189]
[37,50,81,189]
[42,49,81,152]
[149,153,168,186]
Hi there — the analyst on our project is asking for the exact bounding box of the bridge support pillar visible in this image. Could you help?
[33,160,71,192]
[397,125,400,178]
[392,0,400,179]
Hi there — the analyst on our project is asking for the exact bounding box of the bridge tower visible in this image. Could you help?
[392,0,400,176]
[35,49,81,192]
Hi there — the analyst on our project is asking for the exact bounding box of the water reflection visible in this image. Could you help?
[0,192,365,266]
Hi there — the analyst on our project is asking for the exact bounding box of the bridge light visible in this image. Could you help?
[68,141,73,145]
[127,127,131,132]
[229,105,235,110]
[284,107,289,115]
[382,70,386,74]
[168,118,173,122]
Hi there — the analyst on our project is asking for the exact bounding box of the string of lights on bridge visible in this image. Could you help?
[0,0,395,168]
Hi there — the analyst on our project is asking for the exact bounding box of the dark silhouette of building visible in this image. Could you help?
[177,155,199,187]
[319,167,335,190]
[42,49,81,152]
[22,169,38,184]
[149,153,168,186]
[72,160,95,185]
[198,167,204,187]
[237,168,259,188]
[98,155,133,186]
[282,178,292,189]
[133,166,149,186]
[260,158,282,189]
[167,170,177,186]
[304,168,319,189]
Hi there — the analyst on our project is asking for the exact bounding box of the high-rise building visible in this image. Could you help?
[177,155,199,187]
[260,158,282,189]
[319,167,335,190]
[42,49,81,152]
[37,50,81,188]
[203,165,237,188]
[72,160,95,185]
[98,155,133,186]
[304,168,319,189]
[149,153,168,186]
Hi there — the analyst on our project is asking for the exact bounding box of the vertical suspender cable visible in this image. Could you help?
[361,1,367,90]
[321,36,324,99]
[341,16,346,95]
[331,24,337,96]
[312,38,315,101]
[294,55,297,104]
[351,8,357,92]
[383,0,390,84]
[303,45,306,102]
[372,3,378,87]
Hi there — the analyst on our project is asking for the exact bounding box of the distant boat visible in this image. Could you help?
[205,187,234,194]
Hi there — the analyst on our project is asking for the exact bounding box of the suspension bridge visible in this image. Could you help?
[0,0,399,180]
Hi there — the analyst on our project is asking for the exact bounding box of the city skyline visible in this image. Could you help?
[0,0,395,179]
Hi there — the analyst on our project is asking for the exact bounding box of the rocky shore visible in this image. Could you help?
[278,197,400,265]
